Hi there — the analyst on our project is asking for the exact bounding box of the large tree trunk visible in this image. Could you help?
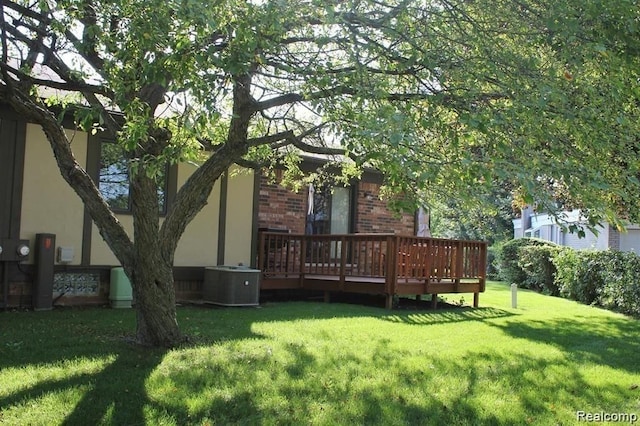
[129,257,183,347]
[129,166,185,347]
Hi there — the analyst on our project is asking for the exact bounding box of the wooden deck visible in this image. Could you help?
[258,233,487,309]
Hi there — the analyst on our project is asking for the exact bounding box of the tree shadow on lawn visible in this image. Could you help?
[144,329,631,425]
[1,302,513,424]
[489,314,640,374]
[2,303,634,424]
[0,343,167,425]
[0,308,170,425]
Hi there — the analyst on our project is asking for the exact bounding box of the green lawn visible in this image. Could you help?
[1,282,639,425]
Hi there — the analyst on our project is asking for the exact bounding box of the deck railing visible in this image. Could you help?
[258,232,487,296]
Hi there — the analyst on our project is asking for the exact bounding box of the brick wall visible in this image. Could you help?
[258,172,415,235]
[356,182,415,234]
[257,171,307,233]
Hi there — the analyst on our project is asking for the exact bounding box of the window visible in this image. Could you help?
[307,185,353,235]
[98,142,130,210]
[97,141,168,213]
[306,185,354,259]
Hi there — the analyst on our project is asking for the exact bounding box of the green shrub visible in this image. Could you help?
[496,238,557,286]
[499,238,640,317]
[552,250,610,305]
[599,251,640,317]
[486,245,501,280]
[517,244,565,295]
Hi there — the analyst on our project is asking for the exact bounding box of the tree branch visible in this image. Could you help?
[159,72,256,259]
[5,91,134,267]
[0,62,113,97]
[3,25,121,135]
[251,85,436,112]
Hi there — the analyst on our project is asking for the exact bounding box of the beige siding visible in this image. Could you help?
[20,125,249,268]
[20,124,87,265]
[91,163,224,267]
[224,167,255,266]
[90,216,133,265]
[173,163,221,267]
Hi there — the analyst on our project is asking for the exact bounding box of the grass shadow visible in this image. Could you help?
[142,327,632,424]
[0,342,166,425]
[1,302,388,424]
[0,307,169,424]
[62,347,166,425]
[2,301,352,371]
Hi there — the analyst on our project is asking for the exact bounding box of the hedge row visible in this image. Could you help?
[493,238,640,317]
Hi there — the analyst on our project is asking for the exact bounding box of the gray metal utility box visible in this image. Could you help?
[203,266,260,306]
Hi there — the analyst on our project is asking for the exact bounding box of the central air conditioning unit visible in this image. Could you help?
[203,266,260,306]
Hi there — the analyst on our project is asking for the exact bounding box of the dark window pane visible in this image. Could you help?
[312,186,330,234]
[98,142,168,213]
[99,143,130,210]
[310,185,352,235]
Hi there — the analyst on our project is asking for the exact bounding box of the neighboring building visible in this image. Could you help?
[512,206,640,253]
[0,106,416,308]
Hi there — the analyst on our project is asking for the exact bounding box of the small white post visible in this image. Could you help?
[511,283,518,308]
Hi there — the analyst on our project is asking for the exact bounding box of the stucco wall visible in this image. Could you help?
[90,216,133,265]
[88,159,255,267]
[168,164,255,267]
[19,122,248,267]
[89,163,224,267]
[20,124,87,265]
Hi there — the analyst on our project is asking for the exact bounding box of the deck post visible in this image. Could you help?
[385,236,398,298]
[479,243,488,293]
[324,291,331,303]
[473,292,479,307]
[385,294,393,309]
[431,294,438,309]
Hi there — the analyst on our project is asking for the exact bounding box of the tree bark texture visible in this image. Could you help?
[129,170,185,347]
